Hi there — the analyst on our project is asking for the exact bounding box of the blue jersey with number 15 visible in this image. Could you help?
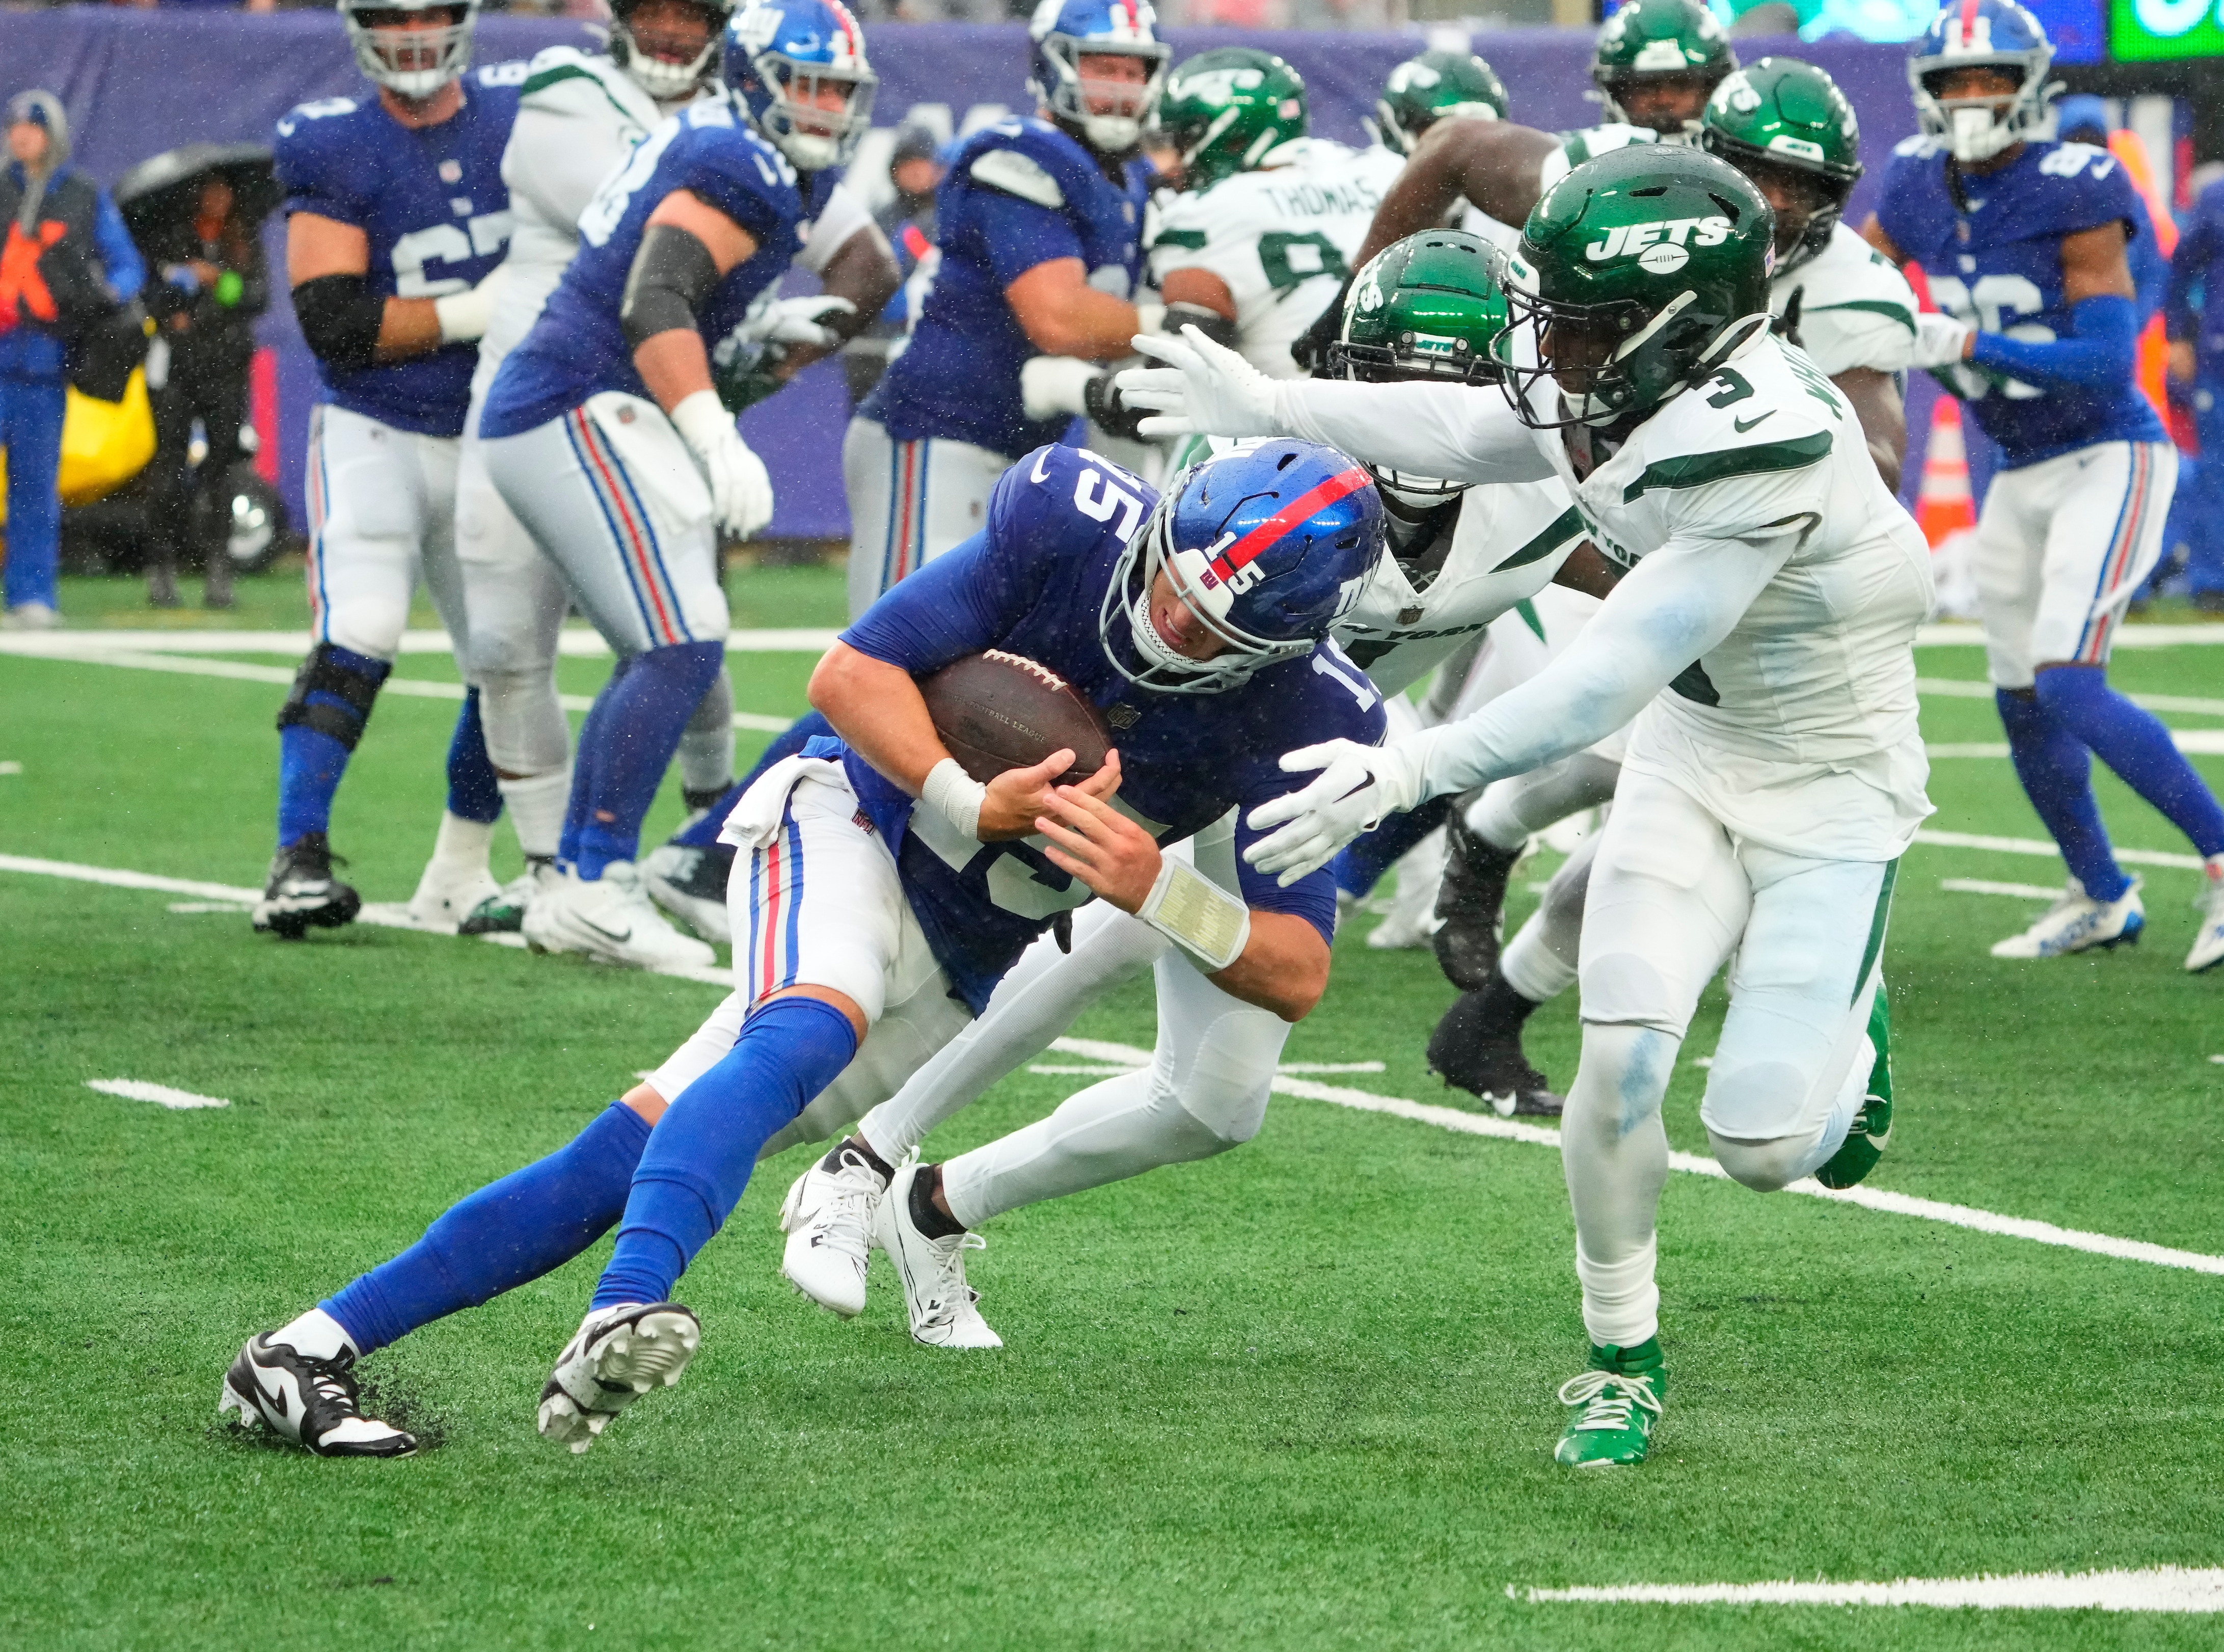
[481,97,812,439]
[274,64,522,438]
[1879,136,2165,468]
[831,443,1387,1014]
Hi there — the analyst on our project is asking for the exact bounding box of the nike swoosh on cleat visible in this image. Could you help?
[577,916,634,945]
[1732,412,1773,433]
[250,1368,291,1419]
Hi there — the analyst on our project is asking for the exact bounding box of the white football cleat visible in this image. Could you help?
[1989,875,2144,959]
[405,858,503,934]
[778,1144,889,1317]
[2188,867,2224,973]
[522,862,716,970]
[219,1329,416,1457]
[537,1302,700,1454]
[874,1164,1001,1350]
[642,842,734,944]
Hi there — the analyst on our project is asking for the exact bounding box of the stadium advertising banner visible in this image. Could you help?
[2113,0,2224,59]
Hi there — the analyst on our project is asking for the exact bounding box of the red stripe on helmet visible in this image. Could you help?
[1958,0,1979,47]
[1206,466,1373,584]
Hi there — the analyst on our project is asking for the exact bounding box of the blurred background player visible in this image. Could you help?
[251,0,516,939]
[477,0,884,970]
[0,91,145,631]
[450,0,897,938]
[1873,0,2224,970]
[2166,156,2224,614]
[844,0,1167,620]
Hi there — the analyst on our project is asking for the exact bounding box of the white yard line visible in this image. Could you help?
[86,1077,230,1110]
[1919,623,2224,648]
[1914,828,2205,871]
[0,627,838,657]
[1940,877,2063,900]
[1917,675,2224,717]
[1520,1566,2224,1612]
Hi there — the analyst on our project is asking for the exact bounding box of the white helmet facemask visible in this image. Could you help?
[342,0,477,100]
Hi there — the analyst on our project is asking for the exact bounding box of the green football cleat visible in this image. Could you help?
[1555,1339,1667,1468]
[1816,984,1892,1190]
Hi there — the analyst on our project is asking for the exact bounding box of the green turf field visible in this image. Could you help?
[3,568,2221,1649]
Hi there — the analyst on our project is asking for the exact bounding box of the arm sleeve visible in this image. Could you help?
[506,102,635,236]
[93,191,145,301]
[1409,527,1794,799]
[1271,378,1557,485]
[1969,293,2139,393]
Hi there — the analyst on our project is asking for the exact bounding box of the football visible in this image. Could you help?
[917,649,1114,786]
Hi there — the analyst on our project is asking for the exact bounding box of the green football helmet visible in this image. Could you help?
[1331,229,1509,501]
[1157,47,1308,193]
[1374,49,1510,157]
[1589,0,1736,137]
[1698,58,1862,276]
[1491,144,1774,430]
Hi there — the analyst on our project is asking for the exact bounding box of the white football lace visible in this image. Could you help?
[1556,1367,1661,1433]
[919,1232,988,1326]
[816,1155,881,1259]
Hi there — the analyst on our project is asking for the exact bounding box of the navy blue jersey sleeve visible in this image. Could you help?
[2036,146,2142,240]
[840,531,1013,670]
[966,186,1086,289]
[681,129,800,248]
[1229,643,1390,945]
[274,101,372,224]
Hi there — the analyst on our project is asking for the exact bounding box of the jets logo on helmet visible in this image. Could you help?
[1374,49,1510,157]
[1699,59,1863,275]
[1908,0,2057,165]
[339,0,479,101]
[1099,443,1382,695]
[1157,47,1307,193]
[725,0,877,171]
[1029,0,1171,158]
[1588,0,1736,137]
[1491,145,1773,430]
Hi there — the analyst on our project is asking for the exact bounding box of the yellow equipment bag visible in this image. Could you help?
[0,367,158,523]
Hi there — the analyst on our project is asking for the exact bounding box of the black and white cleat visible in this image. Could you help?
[251,832,362,940]
[537,1302,701,1454]
[218,1331,417,1457]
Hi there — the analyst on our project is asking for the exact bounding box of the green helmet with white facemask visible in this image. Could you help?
[1698,58,1862,277]
[1374,49,1510,157]
[1157,47,1308,193]
[1491,144,1774,430]
[1589,0,1736,135]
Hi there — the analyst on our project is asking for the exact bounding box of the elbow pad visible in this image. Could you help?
[1167,301,1241,354]
[621,224,720,351]
[291,273,384,373]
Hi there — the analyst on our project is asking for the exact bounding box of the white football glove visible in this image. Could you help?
[1114,325,1286,441]
[1909,311,1975,371]
[737,294,857,350]
[1021,355,1103,420]
[432,266,507,344]
[1242,736,1431,887]
[670,389,775,539]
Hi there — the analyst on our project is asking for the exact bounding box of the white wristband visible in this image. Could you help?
[432,275,495,344]
[1137,856,1252,972]
[923,756,988,844]
[668,388,731,456]
[1134,302,1166,336]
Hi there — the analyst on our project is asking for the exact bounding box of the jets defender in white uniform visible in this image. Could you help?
[774,231,1601,1351]
[1122,145,1931,1470]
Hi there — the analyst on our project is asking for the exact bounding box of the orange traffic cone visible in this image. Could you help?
[1916,397,1976,547]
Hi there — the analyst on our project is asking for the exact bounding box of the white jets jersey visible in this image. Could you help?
[1771,221,1917,378]
[1338,478,1586,697]
[1536,123,1662,195]
[1148,139,1404,378]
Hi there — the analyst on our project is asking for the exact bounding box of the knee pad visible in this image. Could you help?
[478,669,571,775]
[1699,1058,1811,1148]
[1168,1012,1281,1147]
[276,642,387,750]
[1707,1128,1811,1193]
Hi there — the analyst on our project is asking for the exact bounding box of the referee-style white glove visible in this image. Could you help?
[1115,326,1286,440]
[433,267,506,344]
[1021,355,1103,420]
[671,390,775,539]
[1908,311,1975,371]
[737,294,857,350]
[1243,736,1430,886]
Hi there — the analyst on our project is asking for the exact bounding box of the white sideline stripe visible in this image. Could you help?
[1927,734,2224,758]
[87,1077,230,1111]
[0,645,794,732]
[1027,1058,1386,1078]
[1941,877,2063,900]
[1919,622,2224,648]
[1046,1039,2224,1276]
[1918,675,2224,717]
[167,901,251,913]
[1915,828,2206,871]
[1521,1566,2224,1612]
[0,760,20,775]
[0,627,839,657]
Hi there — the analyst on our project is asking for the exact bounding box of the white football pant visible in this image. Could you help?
[1564,766,1892,1350]
[842,413,1009,620]
[304,403,471,666]
[1973,438,2177,689]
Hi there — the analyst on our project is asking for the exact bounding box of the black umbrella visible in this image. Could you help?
[112,142,280,258]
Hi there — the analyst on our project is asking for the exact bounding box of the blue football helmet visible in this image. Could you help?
[1027,0,1170,157]
[726,0,877,172]
[1100,442,1382,696]
[1908,0,2057,165]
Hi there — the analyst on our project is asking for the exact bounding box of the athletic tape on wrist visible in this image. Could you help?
[1137,856,1252,972]
[923,757,987,844]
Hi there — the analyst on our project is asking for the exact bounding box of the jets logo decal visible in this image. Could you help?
[1584,216,1734,275]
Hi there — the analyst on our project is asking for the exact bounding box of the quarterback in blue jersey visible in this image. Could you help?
[252,0,521,942]
[215,439,1384,1457]
[1869,0,2224,971]
[474,0,888,972]
[842,0,1168,619]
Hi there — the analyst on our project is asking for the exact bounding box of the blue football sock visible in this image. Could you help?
[570,640,725,880]
[445,686,504,825]
[276,645,389,848]
[322,1101,653,1356]
[593,996,858,1309]
[557,663,626,869]
[2035,665,2224,860]
[669,711,835,851]
[1333,793,1455,898]
[1996,687,2129,901]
